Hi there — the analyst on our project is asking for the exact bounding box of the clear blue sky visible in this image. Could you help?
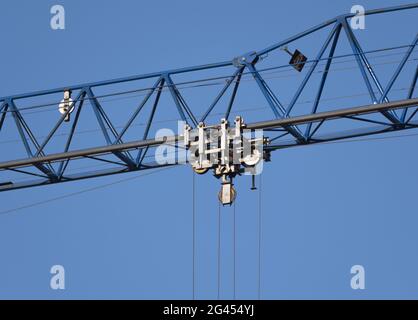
[0,0,417,299]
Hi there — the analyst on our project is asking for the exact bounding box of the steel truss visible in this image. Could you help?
[0,3,417,192]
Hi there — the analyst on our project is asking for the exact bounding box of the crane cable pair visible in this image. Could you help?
[192,171,263,300]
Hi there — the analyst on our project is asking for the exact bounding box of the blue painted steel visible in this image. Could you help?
[342,19,400,124]
[0,4,416,192]
[305,24,342,138]
[225,67,244,121]
[0,103,7,132]
[164,74,198,127]
[86,87,137,168]
[7,100,56,178]
[403,66,418,123]
[57,91,87,178]
[285,22,341,117]
[381,34,418,104]
[34,90,86,157]
[344,23,392,105]
[245,63,306,142]
[136,79,165,166]
[115,77,163,144]
[200,68,244,122]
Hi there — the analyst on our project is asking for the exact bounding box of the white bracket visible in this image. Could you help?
[59,90,74,122]
[184,116,267,205]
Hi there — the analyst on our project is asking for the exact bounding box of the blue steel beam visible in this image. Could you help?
[0,4,416,191]
[0,61,233,102]
[7,100,57,179]
[200,68,243,122]
[408,66,418,100]
[245,63,306,143]
[402,66,418,123]
[114,77,163,144]
[57,91,87,179]
[86,87,137,168]
[305,24,342,138]
[382,35,418,104]
[136,79,165,166]
[0,3,414,106]
[34,90,86,157]
[344,22,392,105]
[285,22,341,117]
[341,19,401,124]
[225,67,244,121]
[1,97,417,192]
[257,3,418,56]
[0,103,7,132]
[164,74,198,127]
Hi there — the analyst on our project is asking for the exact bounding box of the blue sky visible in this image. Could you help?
[0,0,417,299]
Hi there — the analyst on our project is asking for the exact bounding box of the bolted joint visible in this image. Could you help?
[232,51,259,68]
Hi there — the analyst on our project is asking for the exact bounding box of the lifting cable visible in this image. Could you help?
[192,171,196,300]
[258,174,263,300]
[233,201,236,300]
[215,181,259,300]
[217,201,222,300]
